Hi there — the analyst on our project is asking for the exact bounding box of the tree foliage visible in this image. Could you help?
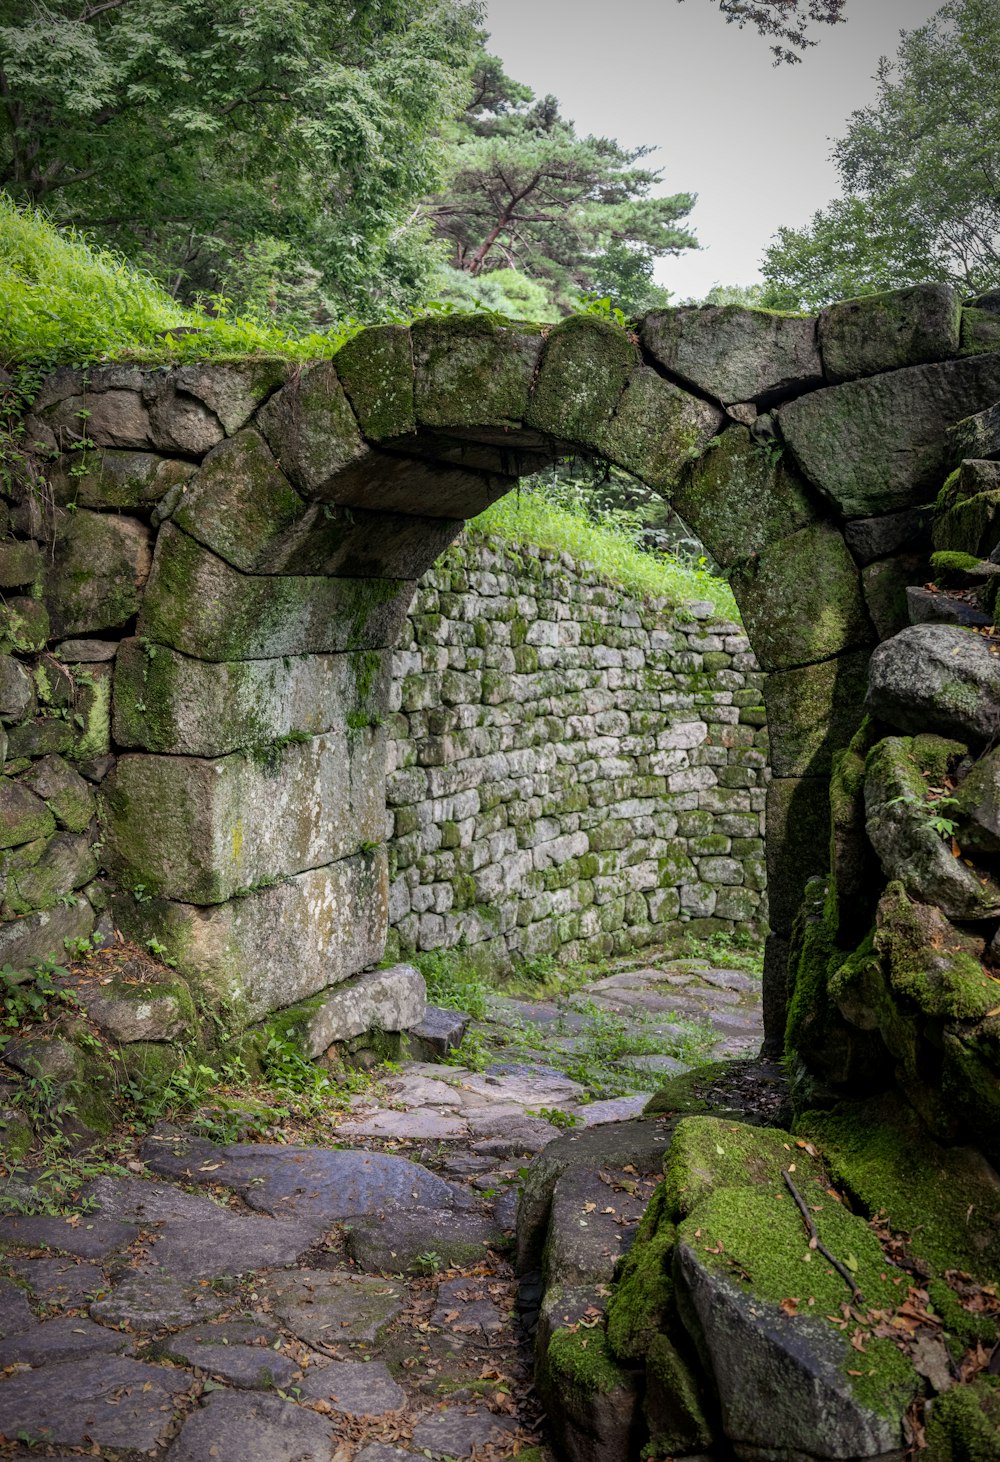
[0,0,481,318]
[422,57,697,316]
[761,0,1000,307]
[679,0,846,63]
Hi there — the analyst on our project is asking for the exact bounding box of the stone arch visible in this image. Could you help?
[24,287,1000,1049]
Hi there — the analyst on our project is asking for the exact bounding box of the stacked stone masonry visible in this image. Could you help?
[385,536,767,971]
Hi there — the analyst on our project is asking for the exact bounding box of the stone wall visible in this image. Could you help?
[384,534,767,972]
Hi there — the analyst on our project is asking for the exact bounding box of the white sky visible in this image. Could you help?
[483,0,944,299]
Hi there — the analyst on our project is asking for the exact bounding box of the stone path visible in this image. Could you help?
[0,954,762,1460]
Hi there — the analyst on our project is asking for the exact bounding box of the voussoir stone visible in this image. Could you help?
[0,1355,189,1452]
[256,359,368,495]
[166,1388,337,1462]
[300,963,426,1054]
[260,1267,405,1347]
[642,305,822,406]
[334,324,416,440]
[595,366,724,491]
[413,315,543,429]
[866,623,1000,744]
[778,353,1000,517]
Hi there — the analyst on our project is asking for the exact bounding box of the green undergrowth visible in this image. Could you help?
[470,483,739,618]
[0,195,355,367]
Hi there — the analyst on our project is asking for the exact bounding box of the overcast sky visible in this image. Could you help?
[483,0,944,299]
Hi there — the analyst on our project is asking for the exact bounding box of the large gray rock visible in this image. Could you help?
[115,852,389,1020]
[0,1315,129,1367]
[89,1271,227,1331]
[294,1358,406,1415]
[947,400,1000,463]
[675,1243,911,1460]
[174,360,293,435]
[166,1389,337,1462]
[866,624,1000,744]
[819,284,962,383]
[102,731,385,904]
[641,306,822,406]
[172,428,307,573]
[148,1210,323,1279]
[141,1136,469,1220]
[0,1355,189,1452]
[596,366,724,491]
[345,1205,501,1273]
[70,976,192,1044]
[779,353,1000,517]
[255,359,367,493]
[844,505,932,566]
[301,963,426,1054]
[113,640,389,758]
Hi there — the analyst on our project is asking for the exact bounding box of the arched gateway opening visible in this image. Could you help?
[17,294,1000,1055]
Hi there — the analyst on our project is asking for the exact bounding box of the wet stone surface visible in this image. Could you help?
[0,951,762,1459]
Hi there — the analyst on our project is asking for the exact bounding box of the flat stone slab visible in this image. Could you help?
[410,1407,519,1458]
[0,1354,188,1451]
[0,1214,139,1259]
[0,1276,35,1337]
[149,1210,324,1279]
[345,1207,501,1274]
[355,1447,414,1462]
[154,1319,299,1386]
[166,1389,337,1462]
[90,1269,227,1331]
[141,1137,469,1218]
[295,1358,406,1415]
[432,1278,505,1335]
[577,1095,653,1126]
[259,1268,405,1347]
[0,1314,130,1367]
[82,1172,232,1225]
[8,1255,108,1309]
[336,1108,469,1141]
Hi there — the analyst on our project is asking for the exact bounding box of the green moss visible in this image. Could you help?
[545,1324,631,1397]
[678,1184,920,1419]
[925,1377,1000,1462]
[334,325,415,440]
[874,882,998,1022]
[930,551,988,585]
[926,1279,999,1352]
[643,1331,713,1456]
[525,315,637,447]
[606,1184,677,1362]
[936,468,963,514]
[798,1095,1000,1282]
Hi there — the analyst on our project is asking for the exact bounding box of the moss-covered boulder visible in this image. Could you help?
[44,510,152,638]
[819,284,961,384]
[641,304,822,406]
[866,624,1000,746]
[947,401,1000,465]
[950,746,1000,853]
[864,735,1000,919]
[672,425,819,569]
[536,1286,644,1462]
[778,354,1000,517]
[255,360,368,496]
[933,488,1000,559]
[50,449,195,511]
[730,522,871,672]
[925,1376,1000,1462]
[1,831,97,916]
[19,755,95,833]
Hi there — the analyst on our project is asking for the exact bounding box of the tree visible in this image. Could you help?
[678,0,846,63]
[761,0,1000,307]
[422,57,697,317]
[0,0,482,317]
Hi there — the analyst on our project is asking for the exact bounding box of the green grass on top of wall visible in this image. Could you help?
[470,485,740,620]
[0,195,353,368]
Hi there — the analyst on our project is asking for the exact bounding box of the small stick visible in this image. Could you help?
[782,1169,865,1305]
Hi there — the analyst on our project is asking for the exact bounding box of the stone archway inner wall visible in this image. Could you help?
[5,283,1000,1054]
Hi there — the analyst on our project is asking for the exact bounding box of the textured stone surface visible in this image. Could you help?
[294,1357,406,1414]
[595,366,724,491]
[44,510,152,637]
[260,1267,405,1346]
[764,652,869,778]
[410,1408,519,1458]
[866,623,1000,745]
[779,353,1000,517]
[642,305,822,405]
[0,1315,129,1367]
[345,1206,501,1273]
[0,1355,188,1451]
[302,964,426,1053]
[167,1389,338,1462]
[89,1271,227,1330]
[819,283,962,383]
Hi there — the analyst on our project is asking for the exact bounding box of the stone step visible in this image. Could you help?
[907,585,992,628]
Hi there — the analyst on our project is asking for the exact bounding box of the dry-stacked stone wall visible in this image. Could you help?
[384,533,768,972]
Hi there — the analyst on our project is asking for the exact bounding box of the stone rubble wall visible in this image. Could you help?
[384,533,768,973]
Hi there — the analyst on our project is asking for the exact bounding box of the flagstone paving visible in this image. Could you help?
[0,954,763,1460]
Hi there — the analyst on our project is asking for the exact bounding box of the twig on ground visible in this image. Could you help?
[782,1168,865,1304]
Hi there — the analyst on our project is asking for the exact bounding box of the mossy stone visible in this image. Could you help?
[255,359,368,497]
[673,426,819,569]
[819,284,961,383]
[641,303,821,405]
[172,428,306,573]
[2,832,96,915]
[0,596,50,654]
[0,540,42,589]
[525,316,638,447]
[412,315,543,429]
[595,366,723,492]
[765,776,832,937]
[863,552,929,639]
[661,1115,826,1221]
[20,754,95,833]
[933,489,1000,558]
[605,1184,676,1362]
[764,651,869,778]
[52,449,195,511]
[643,1331,714,1456]
[925,1376,1000,1462]
[730,522,871,672]
[334,326,415,440]
[44,510,152,638]
[874,881,998,1022]
[959,306,1000,358]
[0,778,55,848]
